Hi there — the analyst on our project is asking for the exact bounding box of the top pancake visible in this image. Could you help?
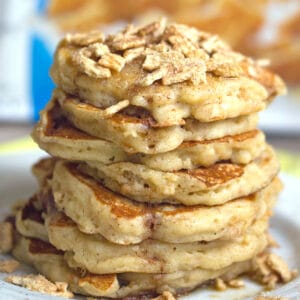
[51,20,286,125]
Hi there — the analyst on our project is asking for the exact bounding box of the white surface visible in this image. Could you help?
[0,149,299,300]
[259,93,300,135]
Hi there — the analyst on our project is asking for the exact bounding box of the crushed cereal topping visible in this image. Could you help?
[62,18,268,86]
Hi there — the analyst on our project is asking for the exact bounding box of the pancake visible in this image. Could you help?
[45,210,268,274]
[15,196,48,242]
[33,101,266,170]
[31,157,56,186]
[135,130,265,171]
[82,146,279,205]
[51,21,285,126]
[13,235,254,298]
[54,89,260,154]
[52,159,282,244]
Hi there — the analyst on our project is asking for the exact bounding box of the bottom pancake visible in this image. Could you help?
[13,235,254,298]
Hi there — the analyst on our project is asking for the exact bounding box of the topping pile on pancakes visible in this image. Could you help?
[8,20,294,298]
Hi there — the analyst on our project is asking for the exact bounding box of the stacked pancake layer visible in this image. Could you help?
[14,20,286,298]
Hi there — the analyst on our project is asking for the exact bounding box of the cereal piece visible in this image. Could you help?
[142,53,161,71]
[87,43,110,57]
[253,253,272,277]
[263,274,279,290]
[111,35,146,51]
[98,53,125,72]
[140,67,167,86]
[162,59,206,85]
[6,274,73,298]
[254,296,289,300]
[210,63,244,78]
[0,222,13,253]
[137,19,166,39]
[74,48,111,79]
[163,23,201,44]
[266,253,293,283]
[64,31,104,46]
[102,100,130,116]
[227,279,245,288]
[252,252,296,290]
[151,291,177,300]
[141,49,206,86]
[168,34,198,57]
[200,35,229,54]
[123,47,145,62]
[0,259,20,273]
[215,278,227,291]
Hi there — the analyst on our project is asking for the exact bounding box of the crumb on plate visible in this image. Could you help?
[254,295,289,300]
[5,274,74,298]
[252,252,297,290]
[0,259,20,273]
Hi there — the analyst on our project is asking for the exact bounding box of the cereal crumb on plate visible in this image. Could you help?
[5,274,74,298]
[0,259,20,273]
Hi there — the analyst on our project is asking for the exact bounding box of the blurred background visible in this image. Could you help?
[0,0,299,158]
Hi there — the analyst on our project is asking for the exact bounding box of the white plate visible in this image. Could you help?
[0,149,299,300]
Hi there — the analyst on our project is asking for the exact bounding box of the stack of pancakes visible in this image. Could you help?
[13,20,286,298]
